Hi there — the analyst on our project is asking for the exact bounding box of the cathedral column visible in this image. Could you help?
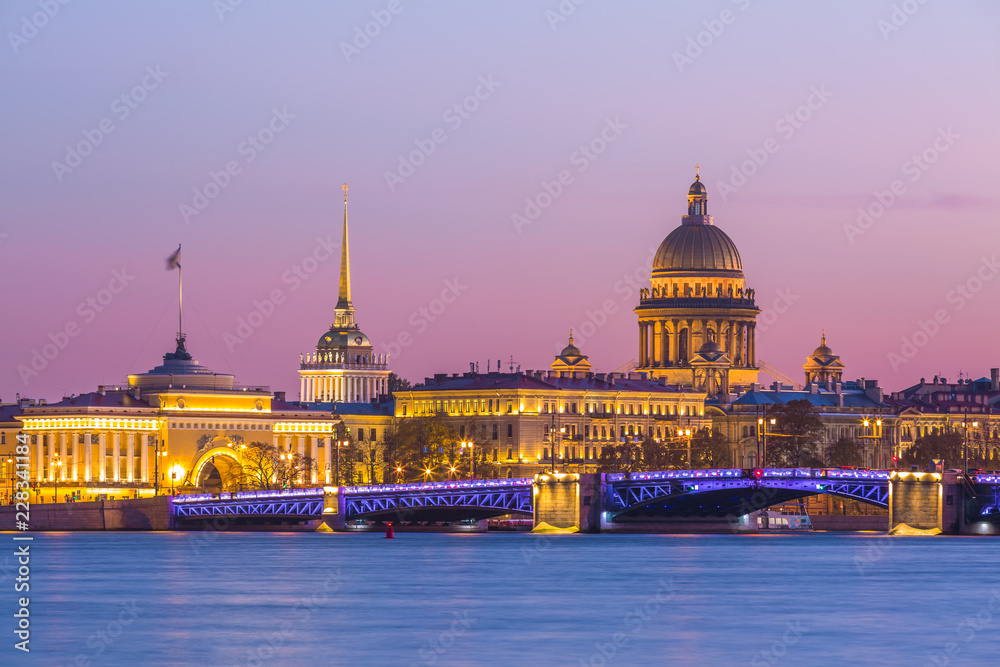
[652,321,662,366]
[310,436,318,484]
[141,434,149,482]
[670,320,679,364]
[98,433,107,482]
[127,433,135,482]
[59,432,68,481]
[47,432,57,480]
[736,324,744,367]
[298,435,306,483]
[84,431,92,482]
[749,325,756,368]
[638,323,646,366]
[112,432,121,482]
[300,376,306,402]
[323,436,332,483]
[727,321,735,358]
[35,433,44,481]
[70,431,78,481]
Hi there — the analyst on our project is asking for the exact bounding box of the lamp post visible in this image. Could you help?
[168,464,185,495]
[335,426,350,487]
[460,441,475,478]
[683,429,693,469]
[52,456,62,503]
[962,411,979,474]
[152,440,168,496]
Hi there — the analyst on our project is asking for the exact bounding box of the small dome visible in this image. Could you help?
[688,177,706,195]
[812,333,833,358]
[317,328,371,349]
[698,339,723,355]
[560,342,582,357]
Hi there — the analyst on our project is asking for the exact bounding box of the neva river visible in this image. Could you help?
[10,531,1000,666]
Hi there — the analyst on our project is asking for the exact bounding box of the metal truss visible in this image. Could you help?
[174,492,325,519]
[346,488,531,518]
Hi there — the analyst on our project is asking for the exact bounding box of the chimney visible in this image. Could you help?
[992,368,999,392]
[273,391,285,402]
[98,385,106,395]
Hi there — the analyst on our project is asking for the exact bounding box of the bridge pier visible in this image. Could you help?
[532,473,603,533]
[884,471,1000,535]
[321,487,346,531]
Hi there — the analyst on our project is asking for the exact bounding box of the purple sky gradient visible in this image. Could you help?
[3,1,1000,401]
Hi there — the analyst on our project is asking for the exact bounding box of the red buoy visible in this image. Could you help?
[386,523,395,539]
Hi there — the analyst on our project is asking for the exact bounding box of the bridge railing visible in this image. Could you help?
[608,468,892,483]
[173,488,324,504]
[343,478,534,496]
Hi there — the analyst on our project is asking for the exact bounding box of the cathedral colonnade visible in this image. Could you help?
[29,426,157,485]
[637,319,756,368]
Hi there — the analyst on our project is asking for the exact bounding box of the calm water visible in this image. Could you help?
[6,531,1000,666]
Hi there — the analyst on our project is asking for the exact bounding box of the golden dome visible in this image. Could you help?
[653,224,743,273]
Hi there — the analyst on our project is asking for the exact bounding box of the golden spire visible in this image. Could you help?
[337,183,352,310]
[695,163,700,180]
[821,329,826,346]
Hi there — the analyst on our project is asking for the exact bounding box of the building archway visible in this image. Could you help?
[191,447,242,492]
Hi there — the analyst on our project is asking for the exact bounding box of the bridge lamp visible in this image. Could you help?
[168,464,185,495]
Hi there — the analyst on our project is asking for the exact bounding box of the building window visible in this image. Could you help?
[370,428,376,441]
[492,448,498,461]
[563,446,569,459]
[543,447,549,459]
[585,446,590,459]
[601,426,607,439]
[401,404,407,416]
[543,425,550,437]
[488,399,494,412]
[506,401,513,414]
[492,425,498,440]
[507,424,513,438]
[506,447,512,460]
[572,403,578,414]
[584,425,590,438]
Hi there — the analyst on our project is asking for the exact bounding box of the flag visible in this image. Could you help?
[166,245,181,270]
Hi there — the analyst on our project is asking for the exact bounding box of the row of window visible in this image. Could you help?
[405,399,693,417]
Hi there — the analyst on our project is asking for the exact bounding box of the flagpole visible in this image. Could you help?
[177,244,183,341]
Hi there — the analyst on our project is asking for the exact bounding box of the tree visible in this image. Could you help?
[766,400,824,467]
[900,432,963,469]
[827,438,864,467]
[388,372,411,394]
[236,441,314,490]
[691,430,733,468]
[385,416,458,481]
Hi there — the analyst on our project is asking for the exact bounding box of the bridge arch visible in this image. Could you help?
[191,447,242,492]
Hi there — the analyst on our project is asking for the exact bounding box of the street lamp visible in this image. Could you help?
[152,438,168,496]
[168,464,185,495]
[335,432,350,487]
[395,466,404,484]
[962,412,979,474]
[682,429,693,468]
[52,456,63,503]
[460,441,475,478]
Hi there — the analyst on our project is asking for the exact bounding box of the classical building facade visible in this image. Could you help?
[14,336,339,501]
[393,353,710,477]
[709,336,896,468]
[635,173,760,396]
[298,185,390,404]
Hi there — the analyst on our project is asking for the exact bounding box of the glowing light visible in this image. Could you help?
[168,464,185,479]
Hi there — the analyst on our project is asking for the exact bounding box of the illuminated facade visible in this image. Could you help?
[15,336,339,501]
[393,349,709,476]
[298,185,390,404]
[635,173,760,395]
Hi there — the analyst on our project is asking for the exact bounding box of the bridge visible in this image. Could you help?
[169,469,1000,534]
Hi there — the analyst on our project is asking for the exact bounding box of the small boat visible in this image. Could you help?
[758,509,813,531]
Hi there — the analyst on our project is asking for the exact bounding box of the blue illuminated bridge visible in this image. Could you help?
[169,469,1000,527]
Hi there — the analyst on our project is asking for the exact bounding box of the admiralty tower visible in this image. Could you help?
[298,184,390,404]
[634,171,760,397]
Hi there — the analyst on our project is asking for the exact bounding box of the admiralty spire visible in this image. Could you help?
[298,184,390,404]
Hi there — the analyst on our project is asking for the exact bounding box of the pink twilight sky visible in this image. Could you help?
[2,1,999,402]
